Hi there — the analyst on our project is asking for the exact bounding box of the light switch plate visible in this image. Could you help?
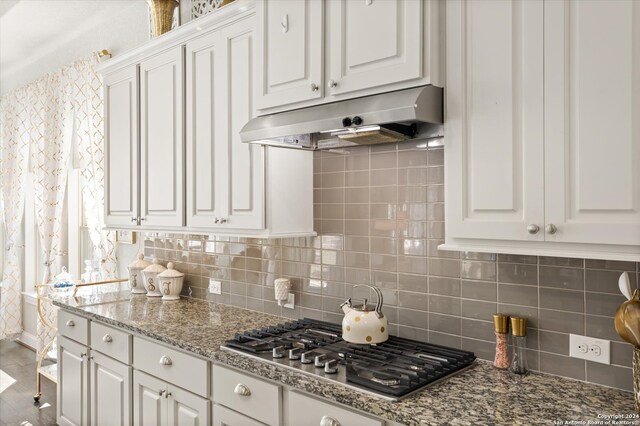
[208,280,222,295]
[283,293,295,309]
[569,334,610,364]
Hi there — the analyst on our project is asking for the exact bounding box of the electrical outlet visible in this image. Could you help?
[569,334,610,364]
[208,280,222,295]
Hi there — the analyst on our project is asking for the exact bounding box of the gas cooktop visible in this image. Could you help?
[221,318,476,401]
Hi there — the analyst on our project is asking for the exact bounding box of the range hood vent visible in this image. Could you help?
[240,85,444,150]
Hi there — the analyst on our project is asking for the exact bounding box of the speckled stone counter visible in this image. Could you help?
[53,292,638,426]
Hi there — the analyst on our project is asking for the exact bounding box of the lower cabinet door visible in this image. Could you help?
[57,336,89,426]
[90,351,132,426]
[213,405,264,426]
[167,384,210,426]
[288,391,384,426]
[133,370,167,426]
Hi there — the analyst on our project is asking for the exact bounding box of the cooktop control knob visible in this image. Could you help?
[324,359,338,374]
[272,346,286,359]
[288,347,302,360]
[301,351,315,364]
[342,117,352,127]
[314,354,327,368]
[352,116,363,126]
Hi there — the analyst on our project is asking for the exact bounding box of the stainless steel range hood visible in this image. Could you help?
[240,85,444,150]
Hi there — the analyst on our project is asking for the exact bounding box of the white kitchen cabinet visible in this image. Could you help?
[544,0,640,247]
[444,0,640,260]
[57,336,89,426]
[186,15,264,230]
[139,46,185,228]
[133,370,167,426]
[213,404,264,426]
[256,0,443,113]
[133,370,210,426]
[90,351,132,426]
[445,0,544,241]
[104,65,139,227]
[326,0,425,96]
[255,0,324,110]
[287,391,384,426]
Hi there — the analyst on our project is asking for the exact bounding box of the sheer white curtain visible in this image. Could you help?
[0,55,116,344]
[0,87,30,340]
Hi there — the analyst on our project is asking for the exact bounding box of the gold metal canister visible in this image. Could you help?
[147,0,179,38]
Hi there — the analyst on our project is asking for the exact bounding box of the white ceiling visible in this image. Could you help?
[0,0,150,95]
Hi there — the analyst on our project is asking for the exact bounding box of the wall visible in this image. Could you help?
[141,142,640,392]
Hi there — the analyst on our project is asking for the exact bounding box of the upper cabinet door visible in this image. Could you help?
[104,66,139,227]
[326,0,424,96]
[256,0,324,110]
[217,17,265,230]
[140,46,185,228]
[445,0,545,241]
[185,31,225,229]
[544,0,640,246]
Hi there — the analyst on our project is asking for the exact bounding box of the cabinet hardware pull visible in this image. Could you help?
[80,352,87,358]
[311,83,319,92]
[320,415,340,426]
[234,383,251,396]
[131,217,137,223]
[526,224,540,235]
[281,14,288,33]
[139,217,146,222]
[214,218,220,224]
[546,224,557,235]
[159,355,172,366]
[159,390,165,396]
[66,320,75,327]
[366,0,373,4]
[219,218,227,224]
[328,80,338,89]
[102,334,113,343]
[88,356,94,360]
[165,392,172,398]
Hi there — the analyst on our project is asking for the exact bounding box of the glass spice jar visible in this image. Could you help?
[493,314,510,369]
[510,317,529,375]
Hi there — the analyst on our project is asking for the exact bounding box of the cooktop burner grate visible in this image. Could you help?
[223,318,475,399]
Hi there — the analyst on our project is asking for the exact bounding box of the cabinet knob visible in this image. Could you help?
[214,218,220,224]
[234,383,251,396]
[139,217,146,222]
[159,355,172,366]
[328,80,338,89]
[80,352,87,358]
[102,334,113,343]
[320,416,341,426]
[158,389,165,396]
[281,14,288,33]
[165,392,172,398]
[546,224,558,235]
[311,83,319,92]
[131,217,137,223]
[526,224,540,235]
[66,320,75,327]
[219,218,227,224]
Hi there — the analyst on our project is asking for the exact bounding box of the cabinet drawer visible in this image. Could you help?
[288,391,383,426]
[90,321,132,364]
[212,365,281,426]
[58,310,89,345]
[133,337,209,397]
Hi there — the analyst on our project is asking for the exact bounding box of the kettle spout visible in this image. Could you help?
[340,298,352,314]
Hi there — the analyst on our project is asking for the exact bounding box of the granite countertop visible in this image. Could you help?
[53,292,639,426]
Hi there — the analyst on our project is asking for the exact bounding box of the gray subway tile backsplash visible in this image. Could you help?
[143,144,639,392]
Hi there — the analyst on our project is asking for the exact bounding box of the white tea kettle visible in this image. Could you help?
[340,285,389,344]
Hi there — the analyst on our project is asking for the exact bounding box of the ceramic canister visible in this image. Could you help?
[142,258,167,297]
[128,253,151,294]
[156,262,185,301]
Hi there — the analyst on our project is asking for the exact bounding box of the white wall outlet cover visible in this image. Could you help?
[208,279,222,295]
[283,293,295,309]
[569,334,610,364]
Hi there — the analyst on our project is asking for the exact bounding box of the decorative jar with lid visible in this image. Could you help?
[142,258,167,297]
[128,253,150,294]
[156,262,185,301]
